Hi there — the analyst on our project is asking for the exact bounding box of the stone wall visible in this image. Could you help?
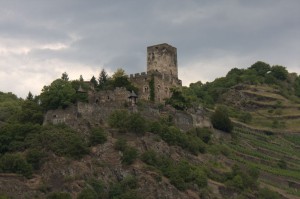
[129,71,182,103]
[90,87,131,105]
[147,43,178,79]
[44,101,210,132]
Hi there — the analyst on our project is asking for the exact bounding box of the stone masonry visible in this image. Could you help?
[129,43,182,103]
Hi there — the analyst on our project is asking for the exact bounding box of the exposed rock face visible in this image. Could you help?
[0,132,205,199]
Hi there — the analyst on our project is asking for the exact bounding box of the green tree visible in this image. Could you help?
[40,79,76,110]
[61,72,69,81]
[0,92,22,122]
[211,106,233,133]
[112,68,125,79]
[18,100,44,124]
[79,75,84,82]
[26,91,34,101]
[166,87,191,110]
[249,61,271,76]
[270,65,288,80]
[98,69,108,90]
[90,76,98,88]
[294,76,300,97]
[70,80,88,103]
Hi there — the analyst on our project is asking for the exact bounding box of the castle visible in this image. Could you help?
[44,43,210,130]
[90,43,182,104]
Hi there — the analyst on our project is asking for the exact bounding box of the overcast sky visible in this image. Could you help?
[0,0,299,98]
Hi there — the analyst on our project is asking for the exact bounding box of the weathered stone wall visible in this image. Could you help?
[44,101,210,132]
[90,87,131,105]
[129,72,150,101]
[130,71,182,103]
[147,43,178,79]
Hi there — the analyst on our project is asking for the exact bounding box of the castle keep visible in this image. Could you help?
[130,43,182,103]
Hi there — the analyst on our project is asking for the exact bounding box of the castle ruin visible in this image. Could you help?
[130,43,182,103]
[88,43,182,104]
[44,44,211,130]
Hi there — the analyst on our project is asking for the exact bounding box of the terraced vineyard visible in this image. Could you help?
[229,126,300,198]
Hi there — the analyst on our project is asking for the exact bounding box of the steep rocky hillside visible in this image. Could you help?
[1,62,300,199]
[220,84,300,133]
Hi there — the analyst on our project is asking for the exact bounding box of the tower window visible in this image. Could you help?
[144,86,149,93]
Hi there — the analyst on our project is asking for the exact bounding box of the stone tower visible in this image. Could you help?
[147,43,178,78]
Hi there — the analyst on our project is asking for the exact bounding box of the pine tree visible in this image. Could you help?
[98,69,108,90]
[79,75,84,82]
[90,76,98,88]
[26,91,34,101]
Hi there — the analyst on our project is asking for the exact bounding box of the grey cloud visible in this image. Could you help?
[0,0,300,98]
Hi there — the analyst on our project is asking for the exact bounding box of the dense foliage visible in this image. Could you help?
[89,127,108,146]
[141,150,207,190]
[210,106,233,133]
[108,110,146,135]
[165,87,191,110]
[183,61,298,106]
[96,68,138,93]
[40,75,89,111]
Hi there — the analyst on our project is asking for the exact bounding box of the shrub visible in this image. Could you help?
[141,150,158,166]
[89,127,107,146]
[29,125,89,159]
[109,111,147,135]
[148,121,163,134]
[126,113,147,135]
[210,106,233,133]
[26,148,47,170]
[87,178,105,197]
[46,192,72,199]
[108,110,129,131]
[122,147,138,165]
[187,128,212,143]
[258,188,280,199]
[238,112,252,123]
[0,194,10,199]
[277,159,287,169]
[77,188,97,199]
[225,165,259,191]
[108,175,140,199]
[0,153,32,178]
[160,126,206,154]
[114,138,127,152]
[141,151,207,191]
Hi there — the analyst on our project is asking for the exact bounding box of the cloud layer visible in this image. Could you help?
[0,0,299,98]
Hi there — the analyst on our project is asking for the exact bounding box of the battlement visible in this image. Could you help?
[129,72,148,78]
